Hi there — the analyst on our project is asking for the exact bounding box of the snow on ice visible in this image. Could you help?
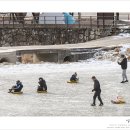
[0,61,130,116]
[0,43,130,116]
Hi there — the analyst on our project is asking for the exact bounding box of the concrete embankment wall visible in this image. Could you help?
[16,49,72,63]
[0,51,16,63]
[0,48,97,64]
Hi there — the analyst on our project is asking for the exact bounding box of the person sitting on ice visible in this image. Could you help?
[111,96,125,104]
[37,77,47,91]
[8,80,23,93]
[70,72,78,82]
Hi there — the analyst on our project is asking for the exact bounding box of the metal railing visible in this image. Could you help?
[0,15,118,29]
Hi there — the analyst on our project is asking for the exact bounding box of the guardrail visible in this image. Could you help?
[0,15,117,29]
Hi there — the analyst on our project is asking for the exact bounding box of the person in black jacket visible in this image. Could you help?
[70,72,78,82]
[70,72,79,81]
[118,54,128,83]
[37,77,47,91]
[91,76,103,106]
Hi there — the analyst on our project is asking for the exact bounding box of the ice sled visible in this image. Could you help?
[111,100,125,104]
[111,96,125,104]
[10,91,23,94]
[67,80,79,83]
[37,90,47,93]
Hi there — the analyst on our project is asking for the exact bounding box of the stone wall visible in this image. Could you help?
[0,28,102,47]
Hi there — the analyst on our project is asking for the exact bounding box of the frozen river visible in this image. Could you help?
[0,60,130,116]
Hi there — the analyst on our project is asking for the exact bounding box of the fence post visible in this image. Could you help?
[97,16,99,28]
[33,16,35,28]
[114,16,117,35]
[90,16,92,29]
[79,16,81,28]
[55,16,56,25]
[44,16,45,24]
[67,16,68,28]
[78,13,81,28]
[103,15,105,29]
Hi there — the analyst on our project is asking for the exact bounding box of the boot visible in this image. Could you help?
[125,80,128,82]
[91,103,96,106]
[121,81,125,83]
[99,103,103,106]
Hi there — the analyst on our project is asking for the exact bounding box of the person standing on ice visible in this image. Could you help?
[91,76,103,106]
[118,54,128,83]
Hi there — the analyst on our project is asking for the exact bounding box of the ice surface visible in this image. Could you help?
[0,60,130,116]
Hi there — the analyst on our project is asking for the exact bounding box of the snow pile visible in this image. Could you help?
[118,33,130,37]
[94,44,130,61]
[112,33,130,39]
[120,44,130,54]
[94,50,118,61]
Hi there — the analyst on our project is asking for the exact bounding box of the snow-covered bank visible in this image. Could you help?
[94,44,130,61]
[0,60,130,116]
[113,33,130,40]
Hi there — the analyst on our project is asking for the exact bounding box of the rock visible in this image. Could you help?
[113,52,119,56]
[114,48,120,52]
[126,48,130,54]
[127,56,130,60]
[97,56,103,60]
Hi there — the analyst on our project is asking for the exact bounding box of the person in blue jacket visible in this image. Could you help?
[63,13,75,24]
[8,80,23,93]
